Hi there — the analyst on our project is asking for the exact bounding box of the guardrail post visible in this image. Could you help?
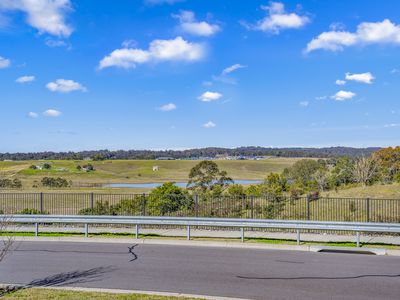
[35,223,39,237]
[306,194,310,220]
[40,192,43,214]
[84,223,88,238]
[356,231,360,247]
[135,224,139,239]
[366,198,370,222]
[240,227,244,242]
[187,225,191,240]
[195,194,199,217]
[296,230,300,245]
[90,193,94,214]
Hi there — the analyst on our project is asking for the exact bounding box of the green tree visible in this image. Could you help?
[187,160,233,192]
[226,184,246,198]
[284,159,323,187]
[148,182,193,215]
[328,157,354,187]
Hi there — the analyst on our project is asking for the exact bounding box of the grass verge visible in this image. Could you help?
[1,288,202,300]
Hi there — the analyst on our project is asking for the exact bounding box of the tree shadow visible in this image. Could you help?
[237,274,400,280]
[0,266,115,297]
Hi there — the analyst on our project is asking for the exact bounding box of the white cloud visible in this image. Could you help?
[299,101,309,107]
[345,72,375,84]
[315,95,327,100]
[222,64,246,75]
[0,0,73,37]
[121,39,137,48]
[27,111,38,118]
[45,38,68,48]
[198,91,222,102]
[246,2,310,34]
[173,10,220,37]
[335,79,346,85]
[43,109,61,117]
[145,0,184,5]
[391,68,399,74]
[384,123,400,128]
[99,36,205,70]
[46,79,87,93]
[306,19,400,53]
[203,121,216,128]
[16,75,35,83]
[0,56,10,68]
[331,90,356,101]
[158,103,177,111]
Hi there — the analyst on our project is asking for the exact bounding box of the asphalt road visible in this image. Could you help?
[1,241,400,300]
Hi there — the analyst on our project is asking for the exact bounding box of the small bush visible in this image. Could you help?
[17,208,48,214]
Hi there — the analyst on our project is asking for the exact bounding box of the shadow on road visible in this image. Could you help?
[237,274,400,280]
[0,265,115,297]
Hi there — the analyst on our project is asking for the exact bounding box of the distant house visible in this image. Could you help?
[152,165,159,171]
[156,157,175,160]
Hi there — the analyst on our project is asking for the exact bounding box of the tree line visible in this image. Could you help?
[0,146,380,161]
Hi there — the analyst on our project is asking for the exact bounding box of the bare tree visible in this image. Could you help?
[353,156,378,186]
[314,169,328,191]
[0,214,14,263]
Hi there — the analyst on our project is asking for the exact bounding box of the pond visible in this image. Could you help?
[103,179,262,189]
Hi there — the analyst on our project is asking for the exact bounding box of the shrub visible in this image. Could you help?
[0,178,22,188]
[79,201,116,215]
[17,208,48,214]
[41,177,70,188]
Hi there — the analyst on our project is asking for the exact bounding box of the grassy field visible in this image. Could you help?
[2,288,201,299]
[322,183,400,199]
[0,158,300,192]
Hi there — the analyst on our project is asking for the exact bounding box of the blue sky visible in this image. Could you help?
[0,0,399,152]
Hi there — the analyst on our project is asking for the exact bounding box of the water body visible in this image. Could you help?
[103,179,262,189]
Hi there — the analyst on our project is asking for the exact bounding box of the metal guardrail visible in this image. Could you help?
[4,215,400,247]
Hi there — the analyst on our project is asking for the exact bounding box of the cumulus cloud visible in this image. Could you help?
[335,79,346,85]
[158,103,177,111]
[345,72,375,84]
[245,1,310,34]
[46,79,87,93]
[331,90,356,101]
[27,111,38,118]
[299,101,309,107]
[0,0,73,37]
[306,19,400,53]
[198,91,222,102]
[203,121,216,128]
[16,75,35,83]
[43,109,61,117]
[0,56,10,68]
[98,36,205,70]
[173,10,220,37]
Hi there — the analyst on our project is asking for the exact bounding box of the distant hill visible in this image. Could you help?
[0,146,381,161]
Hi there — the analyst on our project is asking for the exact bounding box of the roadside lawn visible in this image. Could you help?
[2,288,203,300]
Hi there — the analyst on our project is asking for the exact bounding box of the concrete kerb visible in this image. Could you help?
[11,236,400,256]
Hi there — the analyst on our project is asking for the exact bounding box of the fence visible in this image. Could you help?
[0,193,399,223]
